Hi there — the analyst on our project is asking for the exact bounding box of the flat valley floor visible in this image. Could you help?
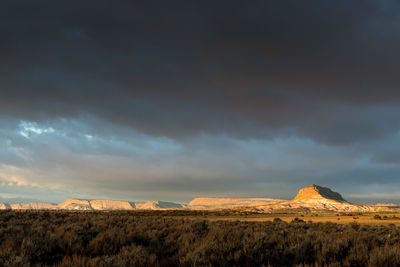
[200,210,400,226]
[2,210,400,266]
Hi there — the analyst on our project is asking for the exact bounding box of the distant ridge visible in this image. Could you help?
[57,199,184,210]
[0,185,398,212]
[188,184,399,212]
[188,197,285,210]
[0,199,184,211]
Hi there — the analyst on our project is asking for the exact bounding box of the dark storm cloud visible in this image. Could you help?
[1,0,400,144]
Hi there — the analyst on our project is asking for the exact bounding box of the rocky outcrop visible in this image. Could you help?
[57,199,92,210]
[0,185,398,212]
[188,197,285,210]
[293,184,346,202]
[0,198,183,211]
[10,203,58,210]
[0,202,58,210]
[286,184,367,211]
[287,198,368,212]
[135,201,184,210]
[0,203,11,209]
[87,200,136,210]
[56,199,183,210]
[189,185,399,212]
[186,185,363,212]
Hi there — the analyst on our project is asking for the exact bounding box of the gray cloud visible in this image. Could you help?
[0,116,398,202]
[1,1,400,201]
[1,0,400,144]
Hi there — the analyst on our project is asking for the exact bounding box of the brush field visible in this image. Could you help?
[1,210,400,266]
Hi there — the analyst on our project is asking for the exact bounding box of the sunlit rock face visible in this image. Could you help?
[88,200,136,210]
[287,185,379,212]
[186,185,367,212]
[57,199,137,210]
[56,199,183,210]
[57,199,92,210]
[135,201,184,210]
[287,198,368,212]
[188,198,285,210]
[188,185,399,212]
[285,184,362,211]
[9,203,58,210]
[0,199,184,210]
[0,185,398,212]
[0,203,10,209]
[293,184,346,202]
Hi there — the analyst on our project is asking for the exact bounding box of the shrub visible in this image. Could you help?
[0,210,399,266]
[291,217,305,223]
[350,222,360,231]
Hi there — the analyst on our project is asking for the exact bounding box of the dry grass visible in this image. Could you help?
[2,210,400,266]
[202,211,400,225]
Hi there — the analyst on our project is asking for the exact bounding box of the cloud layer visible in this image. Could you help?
[1,0,400,202]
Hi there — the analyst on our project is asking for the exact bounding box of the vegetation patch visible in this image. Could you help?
[0,210,400,266]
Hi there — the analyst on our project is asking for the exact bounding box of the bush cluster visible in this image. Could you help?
[0,210,400,266]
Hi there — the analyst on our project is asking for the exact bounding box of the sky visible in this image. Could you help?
[1,0,400,203]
